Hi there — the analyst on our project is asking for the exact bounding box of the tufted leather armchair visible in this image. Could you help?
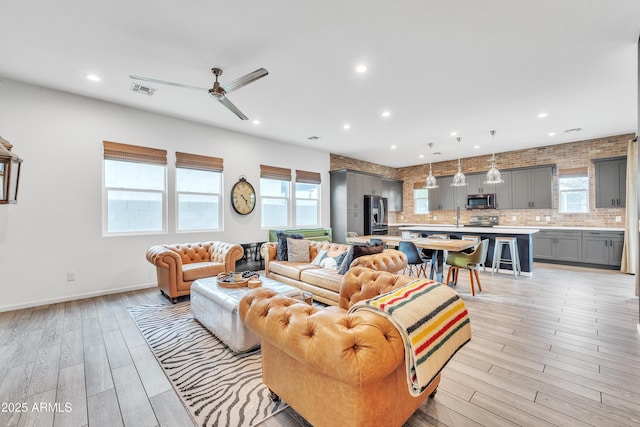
[239,267,441,427]
[146,241,244,303]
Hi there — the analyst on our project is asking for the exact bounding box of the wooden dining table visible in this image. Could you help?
[346,235,475,283]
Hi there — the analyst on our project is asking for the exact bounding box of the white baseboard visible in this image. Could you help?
[0,282,157,312]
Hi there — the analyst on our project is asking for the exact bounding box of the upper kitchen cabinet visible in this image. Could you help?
[362,173,383,197]
[495,171,512,209]
[594,157,626,208]
[466,173,495,195]
[431,176,467,210]
[382,178,404,212]
[511,166,553,209]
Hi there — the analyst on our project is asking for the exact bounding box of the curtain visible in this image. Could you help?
[621,139,638,295]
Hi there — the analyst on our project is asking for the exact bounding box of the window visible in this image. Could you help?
[260,165,291,227]
[295,170,321,226]
[414,185,429,214]
[103,141,167,235]
[175,152,223,232]
[558,168,589,213]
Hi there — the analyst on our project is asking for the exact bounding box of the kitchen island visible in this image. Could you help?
[399,225,540,275]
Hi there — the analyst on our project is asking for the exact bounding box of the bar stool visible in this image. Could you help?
[492,237,521,278]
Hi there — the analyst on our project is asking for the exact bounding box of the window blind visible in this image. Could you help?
[295,170,321,184]
[558,167,588,177]
[175,152,223,171]
[260,164,292,181]
[103,141,167,165]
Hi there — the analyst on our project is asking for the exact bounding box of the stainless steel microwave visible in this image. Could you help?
[466,193,496,210]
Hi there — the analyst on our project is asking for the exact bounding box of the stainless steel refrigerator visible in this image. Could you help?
[363,195,388,235]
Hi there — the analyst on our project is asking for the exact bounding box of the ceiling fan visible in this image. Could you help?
[129,67,268,120]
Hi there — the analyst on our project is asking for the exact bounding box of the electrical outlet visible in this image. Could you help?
[535,216,541,221]
[433,216,437,220]
[67,271,76,281]
[512,216,517,221]
[545,216,551,222]
[615,216,622,222]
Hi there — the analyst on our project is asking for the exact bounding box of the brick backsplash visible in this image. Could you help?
[330,133,634,228]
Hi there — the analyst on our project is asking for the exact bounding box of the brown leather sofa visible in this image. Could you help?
[146,241,244,303]
[239,267,441,427]
[262,240,408,305]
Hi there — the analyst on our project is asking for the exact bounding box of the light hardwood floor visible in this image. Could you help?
[0,263,638,427]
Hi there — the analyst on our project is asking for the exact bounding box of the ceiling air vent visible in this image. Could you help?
[307,136,321,141]
[564,127,582,133]
[130,83,156,96]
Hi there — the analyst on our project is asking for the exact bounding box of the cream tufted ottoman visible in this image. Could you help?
[191,276,306,353]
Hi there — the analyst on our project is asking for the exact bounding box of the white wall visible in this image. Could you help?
[0,79,330,311]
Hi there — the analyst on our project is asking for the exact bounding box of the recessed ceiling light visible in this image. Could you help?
[343,124,351,130]
[355,64,367,73]
[450,131,458,137]
[86,74,101,82]
[390,144,397,150]
[418,154,425,159]
[381,111,391,118]
[252,120,260,125]
[537,112,548,118]
[473,145,480,149]
[548,132,556,136]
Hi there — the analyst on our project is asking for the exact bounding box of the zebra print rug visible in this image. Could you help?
[128,303,288,427]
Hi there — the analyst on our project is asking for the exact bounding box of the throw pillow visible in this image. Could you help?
[353,243,384,259]
[311,249,328,266]
[337,246,356,275]
[287,238,310,262]
[276,232,304,261]
[319,251,347,269]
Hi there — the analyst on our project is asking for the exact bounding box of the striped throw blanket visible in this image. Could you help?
[348,279,471,396]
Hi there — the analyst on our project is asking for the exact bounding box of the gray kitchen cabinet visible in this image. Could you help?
[346,209,364,237]
[382,178,404,212]
[347,172,364,210]
[495,171,512,209]
[362,174,382,197]
[428,176,466,210]
[466,173,495,195]
[594,158,626,208]
[511,166,553,209]
[533,230,582,262]
[582,231,624,266]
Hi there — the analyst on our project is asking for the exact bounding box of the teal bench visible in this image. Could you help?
[268,228,333,242]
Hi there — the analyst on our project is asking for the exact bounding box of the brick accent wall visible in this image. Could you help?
[330,133,633,227]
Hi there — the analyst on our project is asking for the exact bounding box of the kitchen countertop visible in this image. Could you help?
[398,225,540,235]
[393,224,625,232]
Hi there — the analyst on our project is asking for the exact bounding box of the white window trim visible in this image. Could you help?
[260,178,291,228]
[294,182,321,227]
[102,161,168,236]
[558,174,589,214]
[175,168,223,233]
[414,188,429,214]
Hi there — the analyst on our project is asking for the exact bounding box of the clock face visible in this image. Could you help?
[231,178,256,215]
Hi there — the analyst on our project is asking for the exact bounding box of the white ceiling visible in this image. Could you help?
[1,1,639,167]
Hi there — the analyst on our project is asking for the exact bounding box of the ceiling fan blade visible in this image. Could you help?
[221,68,268,94]
[218,96,248,120]
[129,75,208,91]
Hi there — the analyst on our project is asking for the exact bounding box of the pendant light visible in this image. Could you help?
[451,137,467,187]
[424,142,439,189]
[484,130,504,184]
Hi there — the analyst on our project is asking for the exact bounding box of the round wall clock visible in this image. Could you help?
[231,176,256,215]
